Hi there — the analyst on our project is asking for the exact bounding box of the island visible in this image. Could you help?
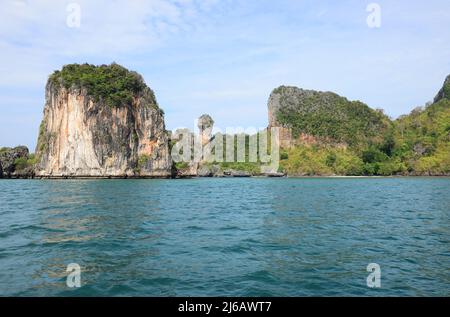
[0,64,448,178]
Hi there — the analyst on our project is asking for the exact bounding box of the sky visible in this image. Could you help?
[0,0,449,150]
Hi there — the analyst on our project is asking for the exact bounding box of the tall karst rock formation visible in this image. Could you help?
[35,63,172,178]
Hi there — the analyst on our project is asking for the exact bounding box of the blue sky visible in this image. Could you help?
[1,0,449,150]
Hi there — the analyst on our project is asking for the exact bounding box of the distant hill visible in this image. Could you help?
[270,76,450,176]
[268,86,391,150]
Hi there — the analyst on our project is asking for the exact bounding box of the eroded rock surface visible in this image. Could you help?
[0,146,31,178]
[35,64,172,178]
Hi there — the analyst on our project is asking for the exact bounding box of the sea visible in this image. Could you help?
[0,177,449,296]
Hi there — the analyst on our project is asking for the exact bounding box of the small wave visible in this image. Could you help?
[221,244,251,254]
[185,225,206,231]
[219,225,241,231]
[243,270,277,283]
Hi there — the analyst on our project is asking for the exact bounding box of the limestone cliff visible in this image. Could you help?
[35,64,172,178]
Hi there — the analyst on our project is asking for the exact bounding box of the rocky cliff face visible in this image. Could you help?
[0,146,33,178]
[35,64,172,178]
[434,75,450,103]
[268,87,339,148]
[267,88,294,148]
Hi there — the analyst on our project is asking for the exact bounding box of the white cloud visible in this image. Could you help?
[0,0,220,50]
[0,0,449,149]
[0,0,224,85]
[0,0,226,148]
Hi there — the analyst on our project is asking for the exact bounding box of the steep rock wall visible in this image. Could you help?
[35,81,171,178]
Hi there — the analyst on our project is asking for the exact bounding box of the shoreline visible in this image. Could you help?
[1,175,449,180]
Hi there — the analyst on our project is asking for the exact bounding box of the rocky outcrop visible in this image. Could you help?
[434,75,450,103]
[198,114,215,146]
[181,164,259,178]
[197,114,214,131]
[223,170,252,177]
[35,64,172,178]
[0,146,33,178]
[197,164,220,177]
[171,114,266,178]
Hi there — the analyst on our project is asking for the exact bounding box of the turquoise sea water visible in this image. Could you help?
[0,178,449,296]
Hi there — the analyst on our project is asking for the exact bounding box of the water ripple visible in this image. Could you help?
[0,178,449,296]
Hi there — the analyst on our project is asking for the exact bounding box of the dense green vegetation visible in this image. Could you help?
[442,82,450,100]
[275,82,450,176]
[279,145,364,176]
[49,63,153,108]
[14,154,36,171]
[275,86,390,149]
[175,162,190,170]
[391,98,450,175]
